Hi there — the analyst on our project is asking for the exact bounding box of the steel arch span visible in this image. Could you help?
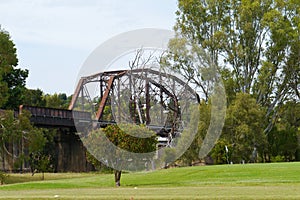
[70,68,200,146]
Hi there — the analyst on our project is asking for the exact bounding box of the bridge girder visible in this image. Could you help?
[69,68,200,139]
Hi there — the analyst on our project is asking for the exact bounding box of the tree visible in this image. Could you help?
[223,93,266,163]
[0,110,48,173]
[176,101,208,165]
[0,27,28,110]
[44,93,70,109]
[82,124,157,186]
[0,110,17,171]
[169,0,300,133]
[210,138,232,164]
[268,101,300,161]
[23,88,46,107]
[26,126,50,179]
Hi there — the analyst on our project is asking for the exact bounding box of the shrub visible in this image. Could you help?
[0,171,8,185]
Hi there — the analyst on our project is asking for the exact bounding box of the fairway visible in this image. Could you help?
[1,162,300,199]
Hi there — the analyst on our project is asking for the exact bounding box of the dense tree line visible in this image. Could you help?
[166,0,300,165]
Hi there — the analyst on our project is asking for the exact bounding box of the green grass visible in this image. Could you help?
[1,162,300,199]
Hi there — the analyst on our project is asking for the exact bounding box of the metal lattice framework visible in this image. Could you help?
[69,68,200,141]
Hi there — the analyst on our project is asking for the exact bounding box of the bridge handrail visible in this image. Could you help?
[19,105,91,120]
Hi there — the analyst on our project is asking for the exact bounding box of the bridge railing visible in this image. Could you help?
[19,105,92,128]
[20,105,72,118]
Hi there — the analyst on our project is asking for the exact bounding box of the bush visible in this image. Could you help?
[271,155,285,162]
[210,139,231,164]
[0,171,8,185]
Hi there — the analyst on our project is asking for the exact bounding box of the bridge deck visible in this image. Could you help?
[19,105,171,137]
[20,105,91,128]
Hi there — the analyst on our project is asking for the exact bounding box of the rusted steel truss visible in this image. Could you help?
[69,68,199,138]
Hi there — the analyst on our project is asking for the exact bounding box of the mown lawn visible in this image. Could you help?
[1,162,300,199]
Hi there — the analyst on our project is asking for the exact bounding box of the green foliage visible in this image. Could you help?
[85,124,157,168]
[0,110,19,144]
[27,129,47,153]
[210,139,232,164]
[22,88,46,107]
[177,95,298,164]
[37,155,51,180]
[177,103,207,165]
[271,155,285,163]
[84,124,157,186]
[0,27,28,110]
[0,110,50,172]
[170,0,300,135]
[223,93,266,163]
[268,101,300,161]
[44,93,70,109]
[104,124,157,153]
[19,111,50,174]
[181,93,268,165]
[85,151,112,173]
[0,171,8,185]
[220,68,239,105]
[268,128,298,162]
[20,112,54,176]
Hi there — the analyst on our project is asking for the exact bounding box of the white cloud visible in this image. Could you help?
[1,0,177,49]
[1,0,116,49]
[0,0,177,94]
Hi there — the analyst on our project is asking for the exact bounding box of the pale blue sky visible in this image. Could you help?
[0,0,178,95]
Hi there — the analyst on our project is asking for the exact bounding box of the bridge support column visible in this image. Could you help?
[55,128,93,172]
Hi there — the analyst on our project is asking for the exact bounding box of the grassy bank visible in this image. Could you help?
[1,162,300,199]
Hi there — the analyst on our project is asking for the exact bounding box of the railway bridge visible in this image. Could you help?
[20,68,199,172]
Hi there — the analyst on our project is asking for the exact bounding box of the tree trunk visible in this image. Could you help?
[114,170,122,187]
